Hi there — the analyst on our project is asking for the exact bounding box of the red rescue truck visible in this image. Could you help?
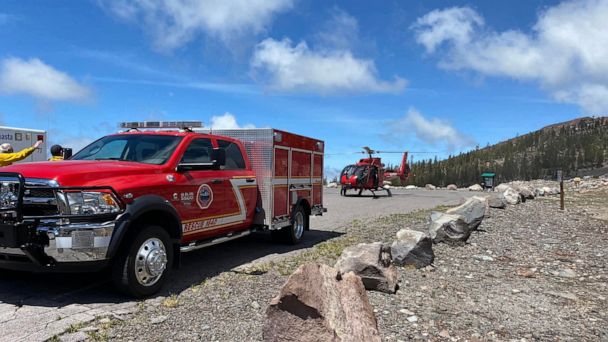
[0,122,324,297]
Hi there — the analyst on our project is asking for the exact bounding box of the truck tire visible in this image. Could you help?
[271,205,307,245]
[112,225,173,298]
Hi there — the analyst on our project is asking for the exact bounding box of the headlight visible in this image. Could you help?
[0,181,19,210]
[62,191,121,215]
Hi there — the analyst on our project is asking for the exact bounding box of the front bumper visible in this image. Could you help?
[0,172,124,270]
[0,219,117,267]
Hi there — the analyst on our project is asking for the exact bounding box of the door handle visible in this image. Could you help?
[211,179,223,184]
[246,178,255,183]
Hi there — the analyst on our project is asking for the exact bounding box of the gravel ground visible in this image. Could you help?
[67,188,607,341]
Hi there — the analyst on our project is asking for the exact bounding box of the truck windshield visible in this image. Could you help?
[71,135,183,165]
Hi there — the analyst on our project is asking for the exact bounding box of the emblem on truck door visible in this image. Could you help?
[196,184,213,209]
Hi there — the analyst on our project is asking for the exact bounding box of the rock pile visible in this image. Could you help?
[267,176,570,341]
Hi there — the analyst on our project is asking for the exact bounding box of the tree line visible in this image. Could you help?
[406,117,608,187]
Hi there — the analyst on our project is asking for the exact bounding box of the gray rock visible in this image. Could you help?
[150,315,168,324]
[428,212,471,244]
[535,188,545,197]
[425,184,436,190]
[468,184,483,191]
[546,291,578,301]
[263,263,381,342]
[473,254,494,262]
[446,196,487,231]
[405,185,417,189]
[487,194,507,209]
[335,242,398,294]
[503,188,521,205]
[446,184,458,191]
[391,229,434,268]
[518,187,535,199]
[495,184,511,192]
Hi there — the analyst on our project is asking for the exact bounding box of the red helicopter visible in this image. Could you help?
[339,147,410,197]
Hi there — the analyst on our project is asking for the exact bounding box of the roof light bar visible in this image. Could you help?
[119,121,203,129]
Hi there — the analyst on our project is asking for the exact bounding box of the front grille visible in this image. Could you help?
[22,181,59,217]
[25,188,55,198]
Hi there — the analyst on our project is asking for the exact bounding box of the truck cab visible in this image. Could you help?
[0,121,324,297]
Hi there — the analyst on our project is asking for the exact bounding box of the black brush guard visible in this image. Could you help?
[0,172,123,251]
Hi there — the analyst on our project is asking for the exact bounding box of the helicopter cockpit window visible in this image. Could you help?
[340,165,357,179]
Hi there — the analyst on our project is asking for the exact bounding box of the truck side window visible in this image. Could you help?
[217,140,246,170]
[181,138,213,163]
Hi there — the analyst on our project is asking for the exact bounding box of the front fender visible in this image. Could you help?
[106,195,182,259]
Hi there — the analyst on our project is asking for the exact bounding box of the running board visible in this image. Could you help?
[180,230,251,253]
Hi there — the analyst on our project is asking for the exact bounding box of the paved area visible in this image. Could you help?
[0,188,474,341]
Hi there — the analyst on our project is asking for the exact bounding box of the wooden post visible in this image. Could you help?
[557,170,564,210]
[560,180,565,210]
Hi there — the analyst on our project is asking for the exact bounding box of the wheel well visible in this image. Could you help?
[130,210,182,241]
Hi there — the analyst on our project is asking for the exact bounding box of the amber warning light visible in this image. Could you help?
[119,121,203,129]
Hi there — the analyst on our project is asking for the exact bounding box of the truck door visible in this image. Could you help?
[173,138,240,242]
[217,139,257,228]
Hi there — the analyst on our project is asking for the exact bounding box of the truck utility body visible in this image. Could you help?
[0,126,47,162]
[0,123,324,296]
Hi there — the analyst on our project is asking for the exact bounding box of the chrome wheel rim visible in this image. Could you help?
[134,237,167,287]
[293,211,304,240]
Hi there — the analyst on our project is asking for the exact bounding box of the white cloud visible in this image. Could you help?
[251,38,406,94]
[386,108,474,151]
[315,9,360,50]
[210,112,254,129]
[412,0,608,113]
[100,0,294,51]
[0,58,91,102]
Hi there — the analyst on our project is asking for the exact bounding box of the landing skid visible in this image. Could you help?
[340,186,392,198]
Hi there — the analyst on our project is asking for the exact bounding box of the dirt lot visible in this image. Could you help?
[67,187,608,341]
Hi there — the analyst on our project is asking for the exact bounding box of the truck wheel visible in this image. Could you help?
[112,225,173,298]
[271,205,308,245]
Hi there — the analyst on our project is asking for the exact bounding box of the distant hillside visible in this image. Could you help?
[407,117,608,187]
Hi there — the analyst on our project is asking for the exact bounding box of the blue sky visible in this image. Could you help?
[1,0,605,175]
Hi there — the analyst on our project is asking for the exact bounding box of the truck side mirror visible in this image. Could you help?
[211,148,226,169]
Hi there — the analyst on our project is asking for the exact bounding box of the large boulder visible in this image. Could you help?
[503,187,521,205]
[495,184,511,192]
[446,196,487,231]
[263,263,381,342]
[518,187,535,200]
[428,212,471,244]
[486,194,507,209]
[425,184,436,190]
[542,186,555,195]
[447,184,458,191]
[468,184,483,191]
[335,243,398,294]
[405,185,417,190]
[391,229,434,268]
